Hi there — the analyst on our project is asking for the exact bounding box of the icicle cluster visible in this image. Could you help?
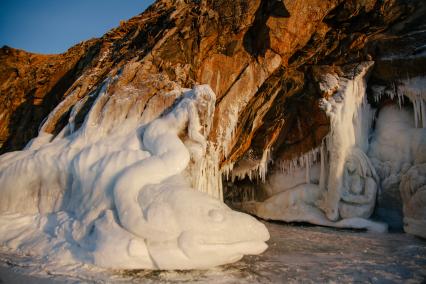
[239,62,387,233]
[398,76,426,128]
[192,142,224,201]
[372,76,426,129]
[277,146,321,178]
[221,147,272,183]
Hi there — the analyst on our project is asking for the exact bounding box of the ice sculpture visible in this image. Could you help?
[0,83,269,269]
[234,67,426,237]
[339,149,378,219]
[238,62,387,232]
[400,164,426,238]
[369,104,426,238]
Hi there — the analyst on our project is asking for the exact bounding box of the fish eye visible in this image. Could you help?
[208,209,224,222]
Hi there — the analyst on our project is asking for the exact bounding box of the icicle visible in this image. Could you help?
[414,98,420,128]
[305,153,310,184]
[319,138,328,191]
[194,144,224,201]
[221,104,240,158]
[277,146,321,175]
[221,147,271,183]
[258,147,271,182]
[398,76,426,128]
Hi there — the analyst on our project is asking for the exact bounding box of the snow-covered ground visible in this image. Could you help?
[1,221,425,283]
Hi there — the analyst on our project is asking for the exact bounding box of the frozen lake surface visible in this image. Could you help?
[1,221,425,283]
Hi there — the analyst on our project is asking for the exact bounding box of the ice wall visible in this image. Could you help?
[0,83,269,270]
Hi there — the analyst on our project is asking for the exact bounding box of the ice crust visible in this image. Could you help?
[0,83,269,270]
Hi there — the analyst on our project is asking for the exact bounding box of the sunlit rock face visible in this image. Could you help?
[0,0,426,272]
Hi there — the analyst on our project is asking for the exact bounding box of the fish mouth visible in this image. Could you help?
[177,212,270,257]
[190,223,270,255]
[199,239,269,255]
[179,231,269,256]
[204,221,269,254]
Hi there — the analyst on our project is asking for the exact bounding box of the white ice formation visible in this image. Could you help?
[372,76,426,128]
[369,104,426,238]
[0,83,269,270]
[235,64,426,237]
[238,62,387,232]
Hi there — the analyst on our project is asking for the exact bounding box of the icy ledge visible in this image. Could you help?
[0,84,269,270]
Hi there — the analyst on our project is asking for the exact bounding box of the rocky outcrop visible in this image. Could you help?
[1,0,426,237]
[0,41,101,152]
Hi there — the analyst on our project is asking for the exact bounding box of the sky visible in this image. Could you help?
[0,0,154,54]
